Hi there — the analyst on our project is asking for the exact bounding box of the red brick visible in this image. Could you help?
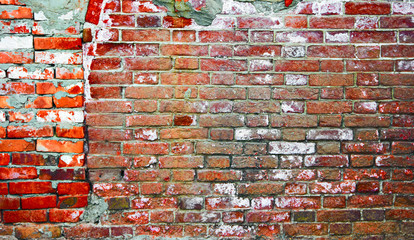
[86,101,132,113]
[88,72,132,85]
[317,210,360,222]
[307,101,352,114]
[309,74,353,86]
[346,60,394,71]
[57,182,90,195]
[64,224,109,238]
[34,38,82,50]
[323,196,346,208]
[135,225,182,237]
[284,223,328,236]
[172,30,195,42]
[308,45,355,58]
[122,29,170,41]
[234,45,281,57]
[351,31,396,43]
[381,16,414,29]
[90,58,121,70]
[343,142,389,154]
[383,182,414,194]
[37,140,84,153]
[382,45,414,57]
[351,155,375,167]
[0,196,20,209]
[7,125,53,138]
[0,167,37,180]
[0,6,32,19]
[0,182,7,195]
[0,51,33,64]
[94,43,134,56]
[354,222,398,235]
[107,14,134,27]
[161,44,208,56]
[0,139,35,152]
[21,195,56,209]
[199,31,248,43]
[345,2,391,15]
[310,17,354,29]
[49,209,83,222]
[85,0,104,24]
[275,60,319,72]
[56,125,84,139]
[125,57,172,70]
[124,142,169,155]
[238,16,282,29]
[356,46,380,59]
[285,16,307,28]
[3,210,47,223]
[379,101,414,114]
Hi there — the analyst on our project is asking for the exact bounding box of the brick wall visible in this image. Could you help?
[0,0,88,237]
[1,0,414,238]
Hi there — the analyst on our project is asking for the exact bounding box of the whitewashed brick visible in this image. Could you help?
[269,141,315,154]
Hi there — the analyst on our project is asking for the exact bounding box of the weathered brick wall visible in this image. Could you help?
[0,0,89,237]
[1,0,414,238]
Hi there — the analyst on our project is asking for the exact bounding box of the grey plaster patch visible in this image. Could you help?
[20,0,88,32]
[153,0,223,26]
[54,91,69,99]
[6,95,27,108]
[81,194,109,223]
[154,0,302,26]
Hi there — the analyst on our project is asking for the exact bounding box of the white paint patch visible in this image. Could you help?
[0,111,5,122]
[214,183,236,195]
[326,32,349,43]
[37,110,84,123]
[231,197,250,208]
[60,154,84,165]
[358,102,377,111]
[187,16,235,30]
[235,128,281,140]
[270,170,294,181]
[281,101,304,113]
[7,66,53,80]
[252,197,273,209]
[127,211,148,221]
[249,59,273,71]
[34,11,48,20]
[58,10,77,20]
[398,60,414,71]
[0,70,5,79]
[317,2,342,15]
[269,142,316,154]
[35,52,82,65]
[0,36,33,50]
[296,169,316,180]
[307,129,353,140]
[279,33,307,43]
[96,29,115,42]
[355,16,378,29]
[214,225,251,236]
[393,2,414,14]
[285,74,307,85]
[222,0,257,15]
[136,129,158,141]
[283,46,305,58]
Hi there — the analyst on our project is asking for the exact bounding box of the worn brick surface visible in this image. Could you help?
[0,0,413,238]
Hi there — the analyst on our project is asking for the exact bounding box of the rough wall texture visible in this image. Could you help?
[1,0,414,239]
[0,0,88,238]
